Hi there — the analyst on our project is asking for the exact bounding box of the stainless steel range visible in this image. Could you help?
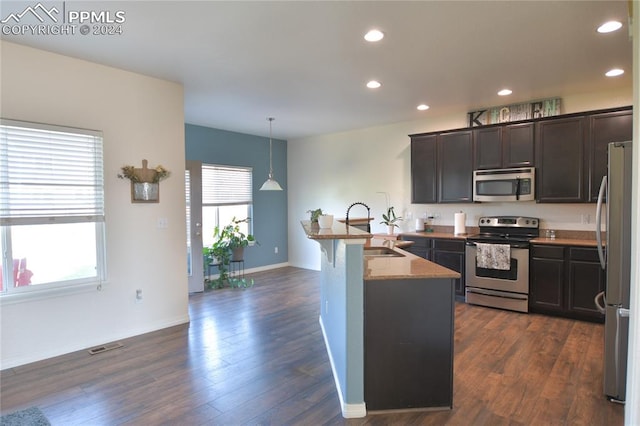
[465,216,539,313]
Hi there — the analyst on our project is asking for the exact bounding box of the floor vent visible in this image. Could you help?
[88,342,123,355]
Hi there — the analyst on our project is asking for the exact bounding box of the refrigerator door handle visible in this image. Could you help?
[594,291,606,314]
[595,175,607,269]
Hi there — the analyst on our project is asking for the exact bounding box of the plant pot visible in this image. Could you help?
[318,214,334,228]
[387,225,395,235]
[231,247,245,261]
[131,182,159,202]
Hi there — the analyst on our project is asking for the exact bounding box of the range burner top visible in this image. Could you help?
[467,216,540,247]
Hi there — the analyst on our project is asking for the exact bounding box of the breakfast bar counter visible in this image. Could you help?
[302,220,457,416]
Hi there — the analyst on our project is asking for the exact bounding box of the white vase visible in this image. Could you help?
[387,225,395,235]
[318,214,334,228]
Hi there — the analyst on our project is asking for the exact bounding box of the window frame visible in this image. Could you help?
[0,119,107,302]
[201,164,254,247]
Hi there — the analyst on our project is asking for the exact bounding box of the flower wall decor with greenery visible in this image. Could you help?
[117,159,170,202]
[117,159,171,183]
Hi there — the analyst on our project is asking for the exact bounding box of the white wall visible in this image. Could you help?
[0,42,189,369]
[287,88,633,270]
[625,2,639,422]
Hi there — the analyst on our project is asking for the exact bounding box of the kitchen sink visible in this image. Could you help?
[363,247,405,257]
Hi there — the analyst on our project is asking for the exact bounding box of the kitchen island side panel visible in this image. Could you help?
[318,239,366,417]
[364,277,455,411]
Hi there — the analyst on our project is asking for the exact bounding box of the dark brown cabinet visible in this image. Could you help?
[432,239,466,297]
[410,106,631,205]
[529,244,605,322]
[438,130,473,203]
[401,235,431,259]
[474,123,534,170]
[365,277,454,410]
[401,236,465,298]
[411,135,438,204]
[566,247,606,319]
[529,245,565,313]
[535,116,587,202]
[587,109,633,202]
[411,130,473,204]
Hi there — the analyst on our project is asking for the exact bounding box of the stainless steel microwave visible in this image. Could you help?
[473,167,535,202]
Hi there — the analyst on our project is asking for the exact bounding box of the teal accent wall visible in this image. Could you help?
[319,239,365,410]
[185,124,288,269]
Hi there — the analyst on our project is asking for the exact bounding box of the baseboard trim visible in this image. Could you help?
[319,315,367,419]
[1,315,190,370]
[205,262,291,281]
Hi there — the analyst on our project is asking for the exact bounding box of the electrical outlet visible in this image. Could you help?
[274,246,279,254]
[581,214,591,224]
[157,218,168,229]
[135,289,143,303]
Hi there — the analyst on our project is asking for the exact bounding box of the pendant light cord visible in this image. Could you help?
[268,117,274,176]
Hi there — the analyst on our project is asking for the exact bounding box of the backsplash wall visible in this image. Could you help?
[401,202,602,234]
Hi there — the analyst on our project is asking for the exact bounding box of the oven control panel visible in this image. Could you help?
[478,216,539,228]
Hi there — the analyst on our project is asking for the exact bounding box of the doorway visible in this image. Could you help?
[186,160,204,293]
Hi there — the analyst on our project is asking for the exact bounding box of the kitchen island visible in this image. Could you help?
[302,221,460,417]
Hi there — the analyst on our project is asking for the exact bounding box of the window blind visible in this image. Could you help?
[202,164,252,206]
[0,119,104,225]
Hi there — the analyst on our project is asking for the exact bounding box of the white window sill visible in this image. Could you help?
[0,281,107,306]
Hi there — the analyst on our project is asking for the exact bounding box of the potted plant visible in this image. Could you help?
[380,206,402,235]
[204,217,257,289]
[307,208,323,223]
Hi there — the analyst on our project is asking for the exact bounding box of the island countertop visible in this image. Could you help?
[301,220,372,240]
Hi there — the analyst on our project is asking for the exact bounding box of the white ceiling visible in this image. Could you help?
[0,1,633,140]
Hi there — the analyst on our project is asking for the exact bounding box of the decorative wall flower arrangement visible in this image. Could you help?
[117,159,170,202]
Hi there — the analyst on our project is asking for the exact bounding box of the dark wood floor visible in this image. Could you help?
[1,267,624,425]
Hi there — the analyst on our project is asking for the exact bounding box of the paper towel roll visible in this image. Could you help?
[454,212,466,235]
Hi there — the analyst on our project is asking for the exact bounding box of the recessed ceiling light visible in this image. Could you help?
[417,104,430,111]
[605,68,624,77]
[597,21,622,33]
[498,89,513,96]
[364,29,384,42]
[367,80,381,89]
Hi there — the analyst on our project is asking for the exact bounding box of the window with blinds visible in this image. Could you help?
[201,164,253,248]
[0,119,106,296]
[202,165,252,206]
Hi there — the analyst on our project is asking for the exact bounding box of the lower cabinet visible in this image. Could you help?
[401,236,465,298]
[364,278,454,410]
[529,244,605,322]
[432,239,466,298]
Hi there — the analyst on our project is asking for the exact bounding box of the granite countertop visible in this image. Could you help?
[401,226,598,247]
[400,231,469,240]
[529,237,598,247]
[364,239,461,281]
[301,220,372,240]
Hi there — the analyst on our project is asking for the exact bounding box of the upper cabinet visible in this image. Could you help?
[474,123,534,170]
[410,106,632,205]
[587,110,633,202]
[411,131,473,204]
[438,130,473,203]
[535,116,587,203]
[411,134,438,204]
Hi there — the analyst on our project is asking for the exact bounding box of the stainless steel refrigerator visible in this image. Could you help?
[595,141,632,403]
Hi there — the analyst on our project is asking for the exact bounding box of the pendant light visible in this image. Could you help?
[260,117,283,191]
